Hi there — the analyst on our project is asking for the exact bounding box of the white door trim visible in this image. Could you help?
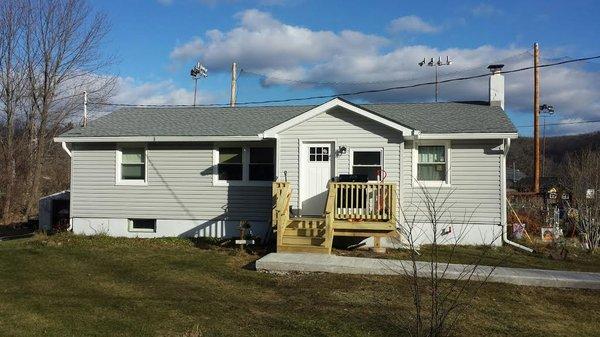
[298,140,336,215]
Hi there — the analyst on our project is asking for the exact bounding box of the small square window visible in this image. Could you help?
[128,219,156,233]
[309,147,330,162]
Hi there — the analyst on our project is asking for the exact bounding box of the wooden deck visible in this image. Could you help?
[272,181,398,254]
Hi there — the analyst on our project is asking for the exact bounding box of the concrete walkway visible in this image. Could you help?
[256,253,600,289]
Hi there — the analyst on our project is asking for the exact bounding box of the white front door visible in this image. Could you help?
[300,142,334,215]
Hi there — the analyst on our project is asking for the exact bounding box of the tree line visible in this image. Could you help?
[0,0,114,225]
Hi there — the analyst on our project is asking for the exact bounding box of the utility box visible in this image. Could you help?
[38,190,70,232]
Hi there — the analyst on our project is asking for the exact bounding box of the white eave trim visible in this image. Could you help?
[54,135,264,143]
[260,97,417,138]
[409,132,518,140]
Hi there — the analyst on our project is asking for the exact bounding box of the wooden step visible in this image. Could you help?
[288,219,325,229]
[277,244,329,254]
[281,235,325,246]
[284,228,326,237]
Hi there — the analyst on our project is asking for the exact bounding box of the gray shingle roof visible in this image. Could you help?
[59,100,516,138]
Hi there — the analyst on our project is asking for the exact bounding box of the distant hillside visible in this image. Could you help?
[507,131,600,177]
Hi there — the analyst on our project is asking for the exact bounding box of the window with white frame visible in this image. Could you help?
[117,146,147,184]
[417,145,447,182]
[215,146,275,184]
[352,150,382,181]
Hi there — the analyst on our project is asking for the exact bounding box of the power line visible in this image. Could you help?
[88,54,600,108]
[516,119,600,128]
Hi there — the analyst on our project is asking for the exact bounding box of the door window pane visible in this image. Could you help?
[309,146,329,162]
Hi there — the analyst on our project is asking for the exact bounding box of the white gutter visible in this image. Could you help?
[54,135,264,143]
[501,138,534,253]
[61,142,72,157]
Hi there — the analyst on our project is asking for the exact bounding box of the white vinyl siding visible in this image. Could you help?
[71,141,274,221]
[278,106,402,211]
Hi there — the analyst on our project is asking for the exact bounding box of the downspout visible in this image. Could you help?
[61,141,72,157]
[60,142,74,231]
[501,138,534,252]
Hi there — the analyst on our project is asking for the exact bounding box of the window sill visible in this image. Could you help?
[213,180,273,187]
[116,180,148,186]
[412,181,452,188]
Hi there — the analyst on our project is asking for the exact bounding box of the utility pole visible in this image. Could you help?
[230,62,237,107]
[533,43,541,194]
[418,56,452,102]
[83,91,88,127]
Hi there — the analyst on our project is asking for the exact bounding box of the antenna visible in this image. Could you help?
[418,55,453,102]
[190,62,208,106]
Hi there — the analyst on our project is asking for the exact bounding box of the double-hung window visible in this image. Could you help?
[415,143,449,185]
[215,146,275,185]
[352,150,383,181]
[117,146,147,185]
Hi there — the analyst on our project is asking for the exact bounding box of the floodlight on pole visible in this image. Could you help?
[190,62,208,106]
[418,55,453,102]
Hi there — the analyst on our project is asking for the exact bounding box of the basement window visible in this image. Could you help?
[128,219,156,233]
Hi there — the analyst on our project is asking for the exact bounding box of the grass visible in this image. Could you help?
[336,240,600,273]
[0,234,598,337]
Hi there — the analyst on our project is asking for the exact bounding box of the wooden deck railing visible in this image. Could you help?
[330,182,397,222]
[272,182,292,244]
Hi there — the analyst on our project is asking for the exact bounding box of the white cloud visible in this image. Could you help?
[166,9,599,135]
[389,15,439,34]
[112,77,215,106]
[471,3,502,17]
[170,37,203,64]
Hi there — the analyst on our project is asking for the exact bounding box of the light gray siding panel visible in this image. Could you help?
[278,107,403,210]
[402,140,502,229]
[71,142,272,221]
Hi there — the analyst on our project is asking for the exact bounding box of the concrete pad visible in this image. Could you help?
[255,253,600,290]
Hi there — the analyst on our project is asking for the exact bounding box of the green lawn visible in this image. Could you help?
[0,234,599,337]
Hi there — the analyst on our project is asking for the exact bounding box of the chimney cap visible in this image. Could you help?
[487,64,504,72]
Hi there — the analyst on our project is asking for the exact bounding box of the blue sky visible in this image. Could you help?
[90,0,600,136]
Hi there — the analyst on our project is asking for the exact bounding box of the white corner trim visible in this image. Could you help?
[415,132,518,140]
[262,98,416,138]
[115,143,148,186]
[411,139,452,188]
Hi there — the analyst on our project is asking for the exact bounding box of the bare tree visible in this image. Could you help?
[21,0,114,217]
[0,0,114,223]
[563,149,600,252]
[396,184,508,337]
[0,0,27,224]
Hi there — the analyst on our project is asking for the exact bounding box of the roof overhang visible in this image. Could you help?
[260,97,418,138]
[409,132,518,140]
[54,135,264,143]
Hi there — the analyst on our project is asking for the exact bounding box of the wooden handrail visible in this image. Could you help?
[272,182,292,246]
[330,182,396,222]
